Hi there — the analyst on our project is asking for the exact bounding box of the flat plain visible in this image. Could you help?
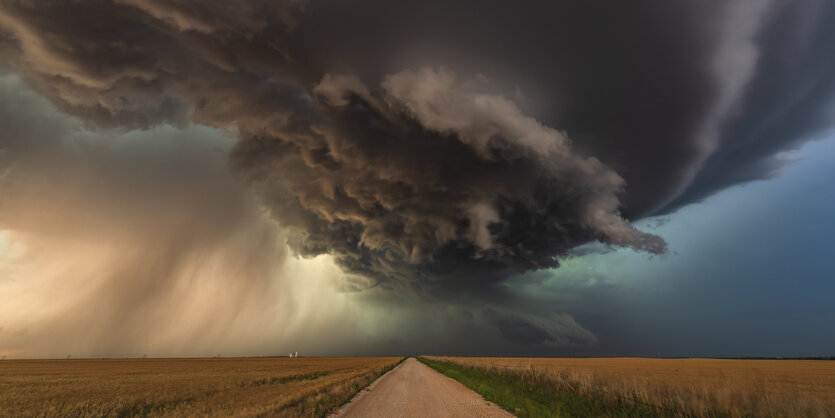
[429,356,835,417]
[0,356,402,417]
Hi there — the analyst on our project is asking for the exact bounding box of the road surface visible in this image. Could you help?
[332,358,514,417]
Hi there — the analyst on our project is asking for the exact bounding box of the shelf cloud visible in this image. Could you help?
[1,0,834,354]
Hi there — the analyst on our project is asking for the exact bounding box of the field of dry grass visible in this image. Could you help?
[0,356,402,417]
[430,356,835,417]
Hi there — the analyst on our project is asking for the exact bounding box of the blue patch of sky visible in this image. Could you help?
[506,136,835,357]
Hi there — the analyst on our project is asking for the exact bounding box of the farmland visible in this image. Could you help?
[423,356,835,417]
[0,356,403,417]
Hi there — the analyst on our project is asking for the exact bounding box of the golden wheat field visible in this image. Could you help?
[0,356,402,417]
[432,356,835,417]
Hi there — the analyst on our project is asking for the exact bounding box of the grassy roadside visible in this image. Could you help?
[316,356,407,417]
[417,357,675,418]
[118,358,408,417]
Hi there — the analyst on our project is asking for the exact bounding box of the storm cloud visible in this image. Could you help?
[1,1,834,297]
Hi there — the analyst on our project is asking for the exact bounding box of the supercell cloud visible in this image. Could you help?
[0,0,671,287]
[1,0,834,354]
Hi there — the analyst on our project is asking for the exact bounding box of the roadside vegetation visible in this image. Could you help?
[419,356,835,417]
[418,357,662,417]
[0,356,404,417]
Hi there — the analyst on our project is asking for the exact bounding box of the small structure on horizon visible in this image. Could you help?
[289,351,299,358]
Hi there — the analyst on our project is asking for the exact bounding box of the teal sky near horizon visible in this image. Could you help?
[508,136,835,357]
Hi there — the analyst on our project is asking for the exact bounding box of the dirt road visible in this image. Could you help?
[333,358,514,417]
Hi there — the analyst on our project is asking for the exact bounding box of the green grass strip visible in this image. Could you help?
[417,357,668,418]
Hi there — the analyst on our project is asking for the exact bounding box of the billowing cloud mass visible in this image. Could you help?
[1,0,834,356]
[0,73,597,358]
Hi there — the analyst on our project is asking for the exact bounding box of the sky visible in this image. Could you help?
[0,0,834,358]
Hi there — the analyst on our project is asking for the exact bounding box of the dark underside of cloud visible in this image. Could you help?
[1,0,834,292]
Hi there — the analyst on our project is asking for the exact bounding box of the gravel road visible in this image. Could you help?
[332,357,514,418]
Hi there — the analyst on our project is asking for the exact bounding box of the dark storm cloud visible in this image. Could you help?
[663,0,835,211]
[0,0,832,290]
